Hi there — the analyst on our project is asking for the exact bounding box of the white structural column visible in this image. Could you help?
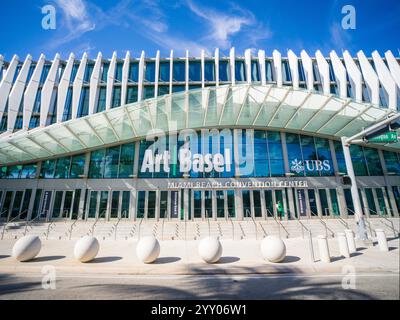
[57,53,75,123]
[287,50,299,90]
[138,51,145,102]
[385,50,400,90]
[329,51,347,99]
[23,54,45,129]
[0,55,19,125]
[230,47,236,85]
[105,51,117,110]
[185,50,189,91]
[40,53,60,127]
[201,50,205,89]
[88,52,103,115]
[341,137,364,224]
[7,54,32,132]
[300,50,314,91]
[154,50,160,98]
[357,50,380,106]
[245,49,252,84]
[272,50,282,87]
[372,50,397,110]
[121,51,130,104]
[215,48,220,87]
[315,50,330,95]
[343,50,363,102]
[258,50,266,85]
[72,53,88,119]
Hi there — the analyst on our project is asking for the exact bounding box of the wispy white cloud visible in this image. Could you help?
[329,22,352,50]
[185,0,272,50]
[51,0,96,46]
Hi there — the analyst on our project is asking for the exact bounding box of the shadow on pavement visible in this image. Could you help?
[90,256,123,263]
[154,257,181,264]
[283,256,301,263]
[31,255,66,262]
[218,256,240,264]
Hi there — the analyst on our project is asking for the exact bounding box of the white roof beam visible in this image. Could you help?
[137,51,145,102]
[343,50,363,102]
[329,50,347,99]
[384,50,400,89]
[372,50,397,110]
[287,50,299,90]
[57,53,75,123]
[40,53,60,127]
[0,55,19,124]
[72,52,88,119]
[315,50,330,95]
[258,50,266,85]
[88,52,103,115]
[23,54,45,130]
[7,55,33,132]
[300,50,314,91]
[357,50,380,106]
[272,50,282,87]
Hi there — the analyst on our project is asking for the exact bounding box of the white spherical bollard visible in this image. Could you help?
[198,237,223,264]
[261,236,286,263]
[136,236,160,264]
[12,235,42,262]
[74,236,100,263]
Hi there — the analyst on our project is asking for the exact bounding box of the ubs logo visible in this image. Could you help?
[291,159,331,174]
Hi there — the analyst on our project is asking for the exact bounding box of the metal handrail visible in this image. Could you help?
[296,219,315,262]
[269,209,289,238]
[348,208,374,238]
[114,210,128,240]
[1,210,28,240]
[380,209,398,237]
[206,210,210,237]
[0,209,10,220]
[24,211,47,236]
[337,216,349,229]
[246,210,258,240]
[90,210,106,236]
[45,221,56,240]
[68,210,85,240]
[137,216,144,240]
[310,210,334,238]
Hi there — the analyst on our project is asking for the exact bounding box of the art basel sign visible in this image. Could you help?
[141,149,232,174]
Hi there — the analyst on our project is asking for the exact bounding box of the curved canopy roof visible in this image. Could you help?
[0,84,399,165]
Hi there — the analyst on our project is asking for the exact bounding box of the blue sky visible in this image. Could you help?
[0,0,399,60]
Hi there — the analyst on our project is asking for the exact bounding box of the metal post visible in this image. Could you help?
[341,136,368,240]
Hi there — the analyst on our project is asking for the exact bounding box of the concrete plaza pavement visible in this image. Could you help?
[0,236,398,299]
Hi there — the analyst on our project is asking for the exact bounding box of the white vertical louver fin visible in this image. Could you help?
[343,50,363,102]
[71,52,88,119]
[329,51,347,98]
[230,47,236,85]
[315,50,330,95]
[215,48,220,87]
[105,51,117,110]
[384,50,400,89]
[169,50,173,94]
[272,50,282,87]
[57,53,75,123]
[201,49,205,89]
[287,50,299,90]
[7,54,32,131]
[357,50,380,106]
[121,51,130,104]
[23,54,45,129]
[0,55,19,125]
[300,50,314,91]
[40,53,60,127]
[372,50,397,110]
[0,55,4,80]
[245,49,252,84]
[154,50,160,98]
[138,51,145,102]
[89,52,103,115]
[185,50,189,91]
[258,50,266,85]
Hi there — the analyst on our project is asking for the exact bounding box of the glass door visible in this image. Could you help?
[375,188,388,216]
[319,189,329,217]
[98,191,109,219]
[63,191,73,218]
[365,188,377,216]
[1,191,13,220]
[193,190,202,219]
[88,191,98,219]
[253,190,263,218]
[52,191,64,219]
[329,189,340,217]
[216,191,225,219]
[308,189,318,218]
[10,191,23,219]
[242,190,251,218]
[227,190,236,218]
[148,191,156,219]
[264,190,274,218]
[110,191,120,219]
[204,191,213,219]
